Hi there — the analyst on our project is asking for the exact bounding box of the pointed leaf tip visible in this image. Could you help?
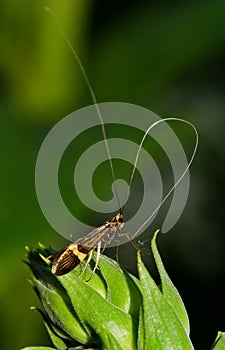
[137,232,193,349]
[153,229,160,241]
[151,228,190,335]
[211,332,225,349]
[39,253,51,266]
[38,242,46,249]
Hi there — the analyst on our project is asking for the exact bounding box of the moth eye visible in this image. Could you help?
[118,217,123,223]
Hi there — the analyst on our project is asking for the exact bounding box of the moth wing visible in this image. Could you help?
[51,248,80,276]
[75,225,107,249]
[48,216,120,276]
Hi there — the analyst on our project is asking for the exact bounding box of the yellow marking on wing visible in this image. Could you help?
[71,244,87,262]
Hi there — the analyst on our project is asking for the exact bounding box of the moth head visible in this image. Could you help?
[116,212,124,227]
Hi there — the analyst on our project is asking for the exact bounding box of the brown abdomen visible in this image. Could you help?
[51,248,81,276]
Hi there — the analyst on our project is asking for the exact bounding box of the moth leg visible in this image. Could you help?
[100,242,107,254]
[118,231,141,251]
[92,241,101,274]
[79,250,93,278]
[113,239,121,263]
[86,242,101,282]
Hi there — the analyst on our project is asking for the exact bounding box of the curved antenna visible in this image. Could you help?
[45,7,122,211]
[123,117,198,236]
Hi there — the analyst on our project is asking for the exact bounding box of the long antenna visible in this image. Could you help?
[46,7,122,211]
[124,117,198,236]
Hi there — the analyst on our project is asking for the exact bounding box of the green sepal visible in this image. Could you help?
[67,262,107,298]
[97,253,142,318]
[31,278,89,344]
[137,249,194,349]
[58,271,138,350]
[43,315,68,350]
[26,247,90,344]
[151,230,190,334]
[30,307,70,350]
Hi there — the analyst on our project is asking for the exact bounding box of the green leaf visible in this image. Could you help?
[30,307,70,350]
[151,230,190,334]
[137,306,144,350]
[58,272,138,350]
[137,250,194,350]
[107,332,127,350]
[32,279,90,344]
[211,332,225,349]
[67,347,100,350]
[97,254,131,312]
[71,262,107,299]
[44,318,67,350]
[26,246,93,344]
[97,253,142,318]
[20,347,56,350]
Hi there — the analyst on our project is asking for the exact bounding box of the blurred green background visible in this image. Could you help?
[1,0,225,349]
